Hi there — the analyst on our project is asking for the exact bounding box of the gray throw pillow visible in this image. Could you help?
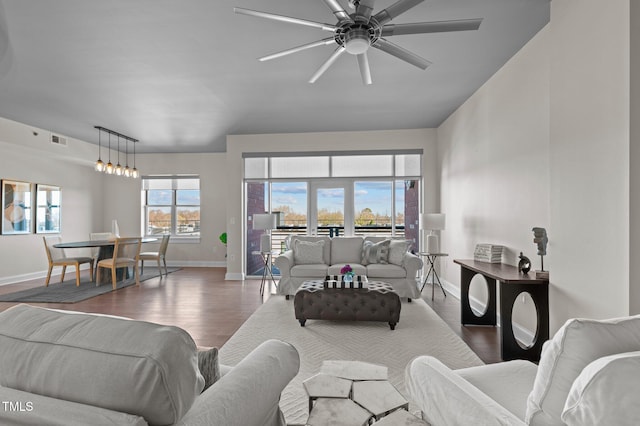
[197,347,220,392]
[388,240,411,266]
[361,239,390,265]
[293,239,326,264]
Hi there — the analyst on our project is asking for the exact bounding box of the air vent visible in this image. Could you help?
[50,133,68,146]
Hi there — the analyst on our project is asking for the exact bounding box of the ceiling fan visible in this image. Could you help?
[234,0,482,85]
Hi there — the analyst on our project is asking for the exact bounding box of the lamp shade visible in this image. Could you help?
[253,213,277,230]
[422,213,446,231]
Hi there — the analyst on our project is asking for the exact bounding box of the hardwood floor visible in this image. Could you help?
[0,267,501,363]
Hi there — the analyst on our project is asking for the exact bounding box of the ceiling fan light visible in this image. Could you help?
[344,29,371,55]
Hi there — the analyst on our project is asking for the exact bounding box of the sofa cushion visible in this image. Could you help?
[366,263,406,278]
[561,351,640,425]
[457,360,538,421]
[388,240,411,266]
[293,239,325,264]
[526,315,640,426]
[290,236,331,264]
[361,239,390,265]
[327,263,367,276]
[331,237,364,265]
[291,264,328,278]
[0,304,204,426]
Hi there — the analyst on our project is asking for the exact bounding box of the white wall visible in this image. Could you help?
[631,0,640,315]
[438,25,550,332]
[549,0,631,324]
[0,117,104,283]
[225,129,438,279]
[103,152,229,266]
[438,0,635,333]
[0,117,229,285]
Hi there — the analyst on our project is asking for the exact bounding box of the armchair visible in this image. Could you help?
[406,315,640,425]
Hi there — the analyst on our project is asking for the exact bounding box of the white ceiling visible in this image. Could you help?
[0,0,549,153]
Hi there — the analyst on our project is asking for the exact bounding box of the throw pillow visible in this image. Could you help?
[526,315,640,425]
[197,347,221,392]
[361,239,390,265]
[293,239,325,264]
[388,240,411,266]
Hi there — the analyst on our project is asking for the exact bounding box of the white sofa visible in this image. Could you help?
[405,315,640,425]
[0,304,299,426]
[274,235,423,300]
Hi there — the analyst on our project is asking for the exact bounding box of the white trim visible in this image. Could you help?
[225,272,245,281]
[439,278,536,347]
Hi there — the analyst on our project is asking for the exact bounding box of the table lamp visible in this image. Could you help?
[422,213,446,253]
[253,213,277,253]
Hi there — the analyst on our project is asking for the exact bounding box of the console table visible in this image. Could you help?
[453,259,549,362]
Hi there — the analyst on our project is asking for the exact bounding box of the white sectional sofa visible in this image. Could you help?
[0,304,299,426]
[274,235,423,300]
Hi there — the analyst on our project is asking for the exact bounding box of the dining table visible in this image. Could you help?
[54,237,157,284]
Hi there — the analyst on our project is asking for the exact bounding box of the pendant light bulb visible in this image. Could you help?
[115,135,123,176]
[105,132,114,174]
[95,127,105,172]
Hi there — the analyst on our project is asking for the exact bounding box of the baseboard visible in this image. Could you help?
[225,272,245,281]
[439,278,536,346]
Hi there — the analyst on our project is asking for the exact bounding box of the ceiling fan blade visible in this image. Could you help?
[356,53,372,85]
[322,0,353,23]
[355,0,376,23]
[373,0,424,26]
[309,46,346,83]
[259,38,336,62]
[234,7,337,32]
[381,18,482,36]
[372,38,431,70]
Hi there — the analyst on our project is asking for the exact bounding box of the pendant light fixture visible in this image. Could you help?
[105,132,114,174]
[115,135,123,176]
[94,128,105,172]
[94,126,140,178]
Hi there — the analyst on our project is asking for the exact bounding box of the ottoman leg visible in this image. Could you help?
[286,295,290,300]
[389,322,396,330]
[299,319,306,327]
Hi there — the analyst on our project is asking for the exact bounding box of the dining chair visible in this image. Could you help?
[89,232,115,262]
[140,234,170,277]
[96,237,142,290]
[43,236,94,287]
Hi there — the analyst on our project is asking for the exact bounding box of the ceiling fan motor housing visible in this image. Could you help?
[337,19,380,55]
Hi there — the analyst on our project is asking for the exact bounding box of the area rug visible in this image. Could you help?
[219,296,483,426]
[0,267,180,303]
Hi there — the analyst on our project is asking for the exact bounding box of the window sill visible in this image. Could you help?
[144,236,201,244]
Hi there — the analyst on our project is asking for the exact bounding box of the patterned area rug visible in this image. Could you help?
[219,296,483,426]
[0,267,180,303]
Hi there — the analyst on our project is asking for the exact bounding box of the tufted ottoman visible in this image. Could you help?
[294,280,401,330]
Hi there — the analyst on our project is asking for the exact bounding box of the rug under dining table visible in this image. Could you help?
[0,267,180,303]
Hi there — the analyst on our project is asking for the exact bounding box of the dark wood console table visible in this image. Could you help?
[454,259,549,362]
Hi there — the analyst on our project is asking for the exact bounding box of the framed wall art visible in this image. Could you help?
[35,184,61,234]
[2,179,32,235]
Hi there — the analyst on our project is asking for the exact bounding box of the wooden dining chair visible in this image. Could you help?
[43,236,94,287]
[96,237,142,290]
[140,234,170,277]
[89,232,115,262]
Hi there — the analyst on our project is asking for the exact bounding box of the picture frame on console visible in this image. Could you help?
[1,179,32,235]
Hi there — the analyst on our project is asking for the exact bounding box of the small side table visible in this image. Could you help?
[418,252,448,300]
[252,251,278,296]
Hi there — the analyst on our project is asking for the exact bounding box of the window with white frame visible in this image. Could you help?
[142,176,200,238]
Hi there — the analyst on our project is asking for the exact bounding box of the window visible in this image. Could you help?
[142,176,200,238]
